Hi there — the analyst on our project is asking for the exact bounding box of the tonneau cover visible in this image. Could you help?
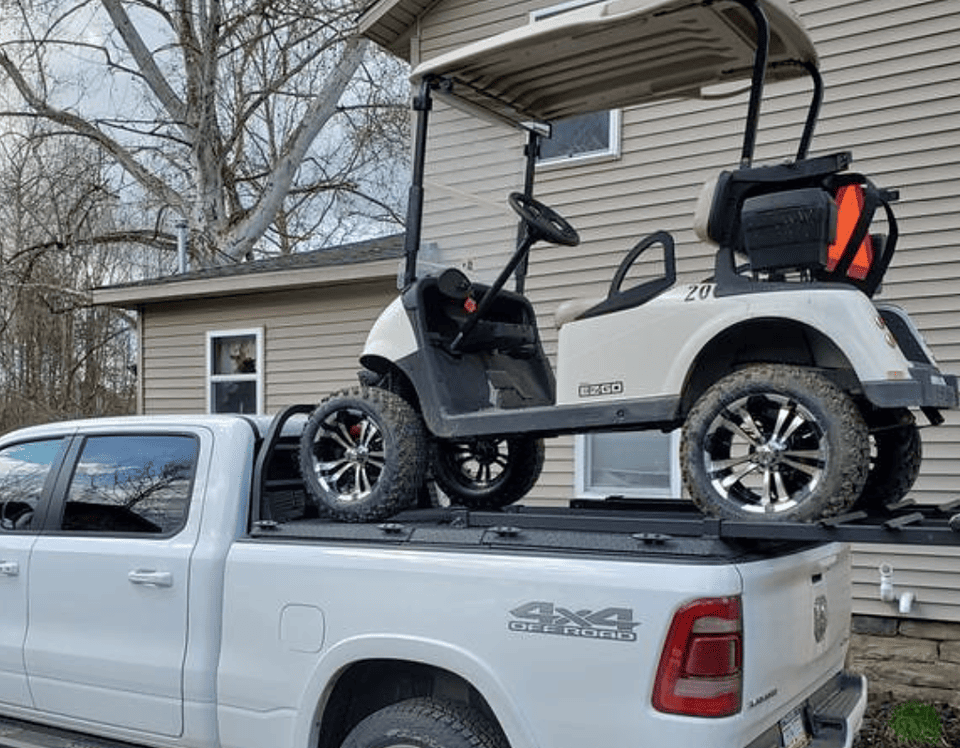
[410,0,817,127]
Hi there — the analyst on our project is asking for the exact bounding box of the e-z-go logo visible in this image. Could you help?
[578,380,624,398]
[509,601,639,642]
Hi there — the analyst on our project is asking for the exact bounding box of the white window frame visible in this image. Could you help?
[530,0,621,169]
[206,328,264,415]
[574,430,682,500]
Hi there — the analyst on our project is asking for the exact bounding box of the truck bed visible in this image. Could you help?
[250,406,960,550]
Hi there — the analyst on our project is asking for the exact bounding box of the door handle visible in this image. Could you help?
[0,561,19,576]
[128,569,173,587]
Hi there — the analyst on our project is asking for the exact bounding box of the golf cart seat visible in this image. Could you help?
[693,153,899,297]
[554,230,676,329]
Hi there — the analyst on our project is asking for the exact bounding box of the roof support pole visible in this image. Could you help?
[735,0,770,168]
[796,60,823,161]
[403,78,435,288]
[514,128,541,293]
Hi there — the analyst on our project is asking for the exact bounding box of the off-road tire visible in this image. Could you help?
[432,436,545,510]
[340,698,507,748]
[853,408,922,514]
[681,364,869,522]
[299,386,426,522]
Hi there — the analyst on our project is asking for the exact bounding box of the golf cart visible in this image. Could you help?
[299,0,958,522]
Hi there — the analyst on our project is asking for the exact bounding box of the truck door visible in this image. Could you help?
[24,431,203,737]
[0,437,69,710]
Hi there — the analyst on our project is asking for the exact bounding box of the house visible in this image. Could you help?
[92,235,404,415]
[355,0,960,701]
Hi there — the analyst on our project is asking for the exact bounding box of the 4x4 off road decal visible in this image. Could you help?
[509,601,639,642]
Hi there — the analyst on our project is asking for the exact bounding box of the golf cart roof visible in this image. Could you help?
[410,0,817,128]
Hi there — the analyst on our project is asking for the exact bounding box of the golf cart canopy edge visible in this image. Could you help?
[410,0,818,128]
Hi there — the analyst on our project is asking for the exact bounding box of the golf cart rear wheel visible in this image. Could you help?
[432,436,545,509]
[299,386,426,522]
[853,408,922,514]
[681,365,869,522]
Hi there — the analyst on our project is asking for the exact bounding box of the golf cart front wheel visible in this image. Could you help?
[680,365,870,522]
[432,435,545,509]
[299,386,426,522]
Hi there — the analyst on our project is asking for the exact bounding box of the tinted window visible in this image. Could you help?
[62,435,199,535]
[0,439,64,531]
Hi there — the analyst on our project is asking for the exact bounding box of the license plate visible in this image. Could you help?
[779,707,810,748]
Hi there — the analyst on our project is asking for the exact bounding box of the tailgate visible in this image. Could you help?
[738,542,853,729]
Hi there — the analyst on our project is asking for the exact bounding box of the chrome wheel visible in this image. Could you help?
[681,365,869,522]
[299,387,426,522]
[308,406,385,503]
[702,393,826,515]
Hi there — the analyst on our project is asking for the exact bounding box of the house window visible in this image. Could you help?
[532,0,621,167]
[207,329,263,414]
[575,430,681,499]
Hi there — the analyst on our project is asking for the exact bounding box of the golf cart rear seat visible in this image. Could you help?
[694,152,899,296]
[556,152,897,329]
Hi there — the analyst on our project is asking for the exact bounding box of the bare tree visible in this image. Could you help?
[0,125,139,431]
[0,0,408,266]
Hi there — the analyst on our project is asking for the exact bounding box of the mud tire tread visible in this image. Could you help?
[299,386,426,523]
[340,697,507,748]
[680,364,870,522]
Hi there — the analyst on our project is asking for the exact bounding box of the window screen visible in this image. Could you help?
[539,112,613,162]
[62,435,199,535]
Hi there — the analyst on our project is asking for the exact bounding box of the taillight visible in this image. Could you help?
[653,596,742,717]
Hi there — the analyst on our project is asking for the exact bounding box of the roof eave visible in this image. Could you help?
[358,0,434,60]
[92,258,400,309]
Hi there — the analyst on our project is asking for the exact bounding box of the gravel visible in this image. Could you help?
[853,698,960,747]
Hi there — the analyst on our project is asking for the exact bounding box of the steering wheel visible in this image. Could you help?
[0,502,33,531]
[508,193,580,247]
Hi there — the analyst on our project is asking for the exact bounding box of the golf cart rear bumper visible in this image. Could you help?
[862,367,959,409]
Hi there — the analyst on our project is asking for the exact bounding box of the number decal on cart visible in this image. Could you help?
[684,283,716,302]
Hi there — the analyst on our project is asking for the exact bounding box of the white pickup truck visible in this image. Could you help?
[0,412,867,748]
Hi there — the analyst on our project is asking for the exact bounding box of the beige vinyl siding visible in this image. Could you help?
[141,281,397,415]
[851,544,960,623]
[415,0,960,615]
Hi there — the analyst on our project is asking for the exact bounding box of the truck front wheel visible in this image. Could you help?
[300,386,426,522]
[340,698,507,748]
[681,365,870,522]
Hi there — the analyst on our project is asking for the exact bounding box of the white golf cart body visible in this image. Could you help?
[310,0,959,523]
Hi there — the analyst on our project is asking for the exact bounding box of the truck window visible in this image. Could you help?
[0,439,65,531]
[60,435,199,535]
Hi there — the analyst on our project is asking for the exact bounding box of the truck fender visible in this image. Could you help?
[294,634,539,748]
